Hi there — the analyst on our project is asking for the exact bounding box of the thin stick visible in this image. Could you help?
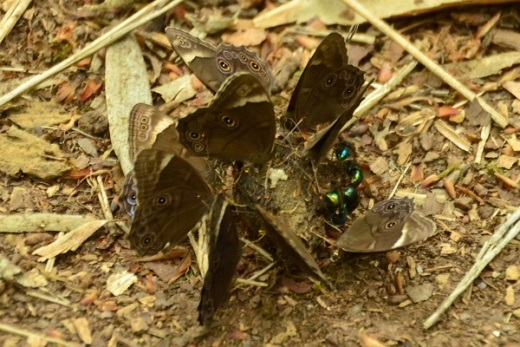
[388,162,411,199]
[0,0,33,44]
[423,206,520,329]
[240,237,274,262]
[235,278,268,287]
[0,323,80,347]
[25,289,71,307]
[0,0,184,107]
[342,0,508,128]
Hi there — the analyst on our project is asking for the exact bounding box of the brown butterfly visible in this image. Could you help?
[287,32,369,162]
[166,27,272,94]
[335,197,437,253]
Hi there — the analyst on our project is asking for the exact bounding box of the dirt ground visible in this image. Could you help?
[1,1,520,346]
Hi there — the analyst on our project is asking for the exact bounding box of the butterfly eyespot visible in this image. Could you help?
[130,193,137,201]
[139,124,148,131]
[155,195,170,206]
[249,60,261,71]
[188,130,201,140]
[193,143,205,152]
[140,117,148,124]
[177,36,191,49]
[220,115,236,128]
[239,52,248,62]
[143,236,152,245]
[217,58,231,72]
[386,203,397,211]
[323,74,337,88]
[385,221,397,229]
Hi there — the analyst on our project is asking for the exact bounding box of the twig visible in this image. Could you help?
[25,289,71,307]
[235,278,268,287]
[423,206,520,329]
[240,237,274,262]
[0,0,184,107]
[342,0,509,128]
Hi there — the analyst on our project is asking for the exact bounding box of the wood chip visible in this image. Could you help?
[33,220,107,261]
[433,120,471,152]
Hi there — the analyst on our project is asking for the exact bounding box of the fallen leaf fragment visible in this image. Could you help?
[270,321,297,345]
[497,155,518,169]
[433,120,471,152]
[503,81,520,100]
[222,28,267,46]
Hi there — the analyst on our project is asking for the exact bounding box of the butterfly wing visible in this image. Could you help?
[177,73,276,163]
[128,103,177,161]
[255,205,333,289]
[128,149,213,255]
[198,195,242,326]
[336,198,437,252]
[166,28,272,93]
[307,81,370,162]
[287,32,365,132]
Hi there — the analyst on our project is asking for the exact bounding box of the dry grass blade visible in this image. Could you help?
[424,206,520,329]
[0,0,184,107]
[342,0,509,128]
[474,123,491,164]
[0,0,33,45]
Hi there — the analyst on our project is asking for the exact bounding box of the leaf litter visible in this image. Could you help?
[0,0,520,346]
